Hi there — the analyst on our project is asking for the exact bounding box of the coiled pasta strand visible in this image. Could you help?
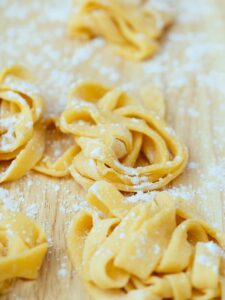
[60,82,188,192]
[68,0,172,61]
[68,181,225,300]
[0,66,45,183]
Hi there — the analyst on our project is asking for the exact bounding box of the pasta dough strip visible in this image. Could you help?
[34,118,80,177]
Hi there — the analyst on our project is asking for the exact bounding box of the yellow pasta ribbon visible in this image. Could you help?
[0,205,47,294]
[34,118,80,177]
[68,0,172,61]
[67,181,225,300]
[0,66,45,183]
[60,82,188,192]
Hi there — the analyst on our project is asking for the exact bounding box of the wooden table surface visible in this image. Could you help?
[0,0,225,299]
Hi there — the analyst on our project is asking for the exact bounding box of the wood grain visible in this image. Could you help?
[0,0,225,299]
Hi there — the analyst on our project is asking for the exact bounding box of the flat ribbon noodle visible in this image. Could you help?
[34,118,80,177]
[0,205,47,294]
[68,0,172,61]
[67,181,225,300]
[60,82,188,192]
[0,66,45,183]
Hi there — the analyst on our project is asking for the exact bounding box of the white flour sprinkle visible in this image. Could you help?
[126,191,158,203]
[57,256,69,278]
[25,203,39,218]
[54,184,60,192]
[0,187,20,211]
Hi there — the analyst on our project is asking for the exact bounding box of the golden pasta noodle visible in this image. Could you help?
[60,82,188,192]
[34,118,80,177]
[0,205,47,294]
[68,0,172,61]
[67,180,225,300]
[0,66,45,183]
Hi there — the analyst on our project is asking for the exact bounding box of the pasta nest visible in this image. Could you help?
[0,66,45,183]
[68,181,225,300]
[0,206,47,294]
[68,0,172,61]
[60,82,188,192]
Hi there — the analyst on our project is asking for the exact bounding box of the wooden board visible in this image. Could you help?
[0,0,225,299]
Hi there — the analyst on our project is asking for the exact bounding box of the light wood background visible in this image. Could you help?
[0,0,225,299]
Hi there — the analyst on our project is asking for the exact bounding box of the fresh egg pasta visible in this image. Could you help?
[60,82,188,192]
[0,206,47,294]
[68,0,172,61]
[67,181,225,300]
[0,66,45,183]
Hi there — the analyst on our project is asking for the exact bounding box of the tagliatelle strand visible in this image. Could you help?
[67,181,225,300]
[0,205,47,294]
[0,66,45,183]
[34,118,80,177]
[68,0,172,61]
[60,82,188,192]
